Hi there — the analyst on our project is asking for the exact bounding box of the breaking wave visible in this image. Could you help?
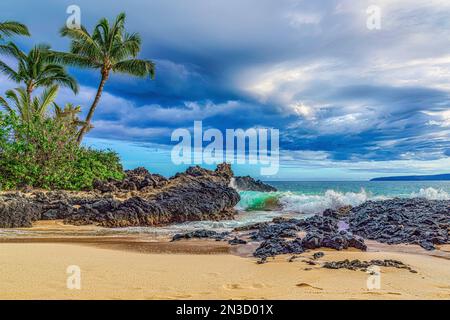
[236,191,282,211]
[411,188,450,200]
[278,189,385,214]
[237,187,450,214]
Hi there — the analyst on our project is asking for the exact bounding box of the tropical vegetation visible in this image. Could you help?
[0,15,154,190]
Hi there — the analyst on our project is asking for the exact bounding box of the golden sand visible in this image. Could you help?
[1,242,449,300]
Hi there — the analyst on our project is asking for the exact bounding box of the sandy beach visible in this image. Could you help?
[1,224,450,300]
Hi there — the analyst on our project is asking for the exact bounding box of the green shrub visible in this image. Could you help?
[0,112,124,190]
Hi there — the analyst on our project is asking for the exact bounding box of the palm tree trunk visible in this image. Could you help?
[77,71,109,144]
[26,82,33,96]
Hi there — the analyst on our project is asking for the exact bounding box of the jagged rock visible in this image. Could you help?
[65,164,240,227]
[349,198,450,250]
[172,230,230,241]
[233,176,277,192]
[0,164,240,229]
[253,238,304,258]
[0,195,42,228]
[228,237,247,245]
[323,259,412,272]
[233,222,269,232]
[0,191,94,227]
[249,222,300,241]
[250,213,367,258]
[93,167,168,193]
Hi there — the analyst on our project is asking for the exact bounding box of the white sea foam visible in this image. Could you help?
[278,189,387,214]
[411,187,450,200]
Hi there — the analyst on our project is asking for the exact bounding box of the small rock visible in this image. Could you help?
[313,252,325,260]
[228,237,247,245]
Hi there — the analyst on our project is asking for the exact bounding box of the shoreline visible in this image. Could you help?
[2,220,450,259]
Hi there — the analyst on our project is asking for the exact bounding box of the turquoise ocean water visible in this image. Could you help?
[269,181,450,197]
[237,181,450,214]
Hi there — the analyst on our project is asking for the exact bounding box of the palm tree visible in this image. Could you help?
[0,21,30,40]
[53,102,87,128]
[0,43,78,95]
[0,85,59,123]
[54,12,155,144]
[53,103,87,142]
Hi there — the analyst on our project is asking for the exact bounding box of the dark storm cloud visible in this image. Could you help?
[1,0,450,170]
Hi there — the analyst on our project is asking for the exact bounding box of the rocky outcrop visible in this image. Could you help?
[93,167,167,193]
[251,214,367,259]
[348,198,450,250]
[0,191,102,227]
[0,164,240,228]
[249,198,450,258]
[66,164,240,227]
[0,194,42,228]
[233,176,277,192]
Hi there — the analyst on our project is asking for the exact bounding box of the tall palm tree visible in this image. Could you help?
[54,12,155,144]
[0,43,78,95]
[0,85,59,123]
[0,21,30,40]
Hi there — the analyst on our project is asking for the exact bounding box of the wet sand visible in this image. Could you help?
[0,221,449,300]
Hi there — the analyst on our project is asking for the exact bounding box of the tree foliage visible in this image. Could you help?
[0,112,124,190]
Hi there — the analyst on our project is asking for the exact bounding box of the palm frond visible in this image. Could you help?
[60,26,102,57]
[0,95,14,114]
[0,42,27,60]
[110,32,141,61]
[49,51,101,69]
[38,85,59,115]
[112,59,155,78]
[0,21,30,38]
[0,60,20,81]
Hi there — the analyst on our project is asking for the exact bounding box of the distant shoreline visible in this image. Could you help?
[371,174,450,181]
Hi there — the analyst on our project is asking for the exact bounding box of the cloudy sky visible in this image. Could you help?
[1,0,450,180]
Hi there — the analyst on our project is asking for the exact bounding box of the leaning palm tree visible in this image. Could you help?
[0,21,30,40]
[0,43,78,95]
[54,12,155,144]
[0,85,59,123]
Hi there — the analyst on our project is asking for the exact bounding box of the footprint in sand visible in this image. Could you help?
[296,283,323,290]
[223,283,267,290]
[223,283,244,290]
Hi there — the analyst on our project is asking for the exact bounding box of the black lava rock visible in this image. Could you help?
[228,237,247,245]
[348,198,450,250]
[172,230,230,242]
[313,252,325,260]
[323,259,413,272]
[253,238,304,258]
[233,176,277,192]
